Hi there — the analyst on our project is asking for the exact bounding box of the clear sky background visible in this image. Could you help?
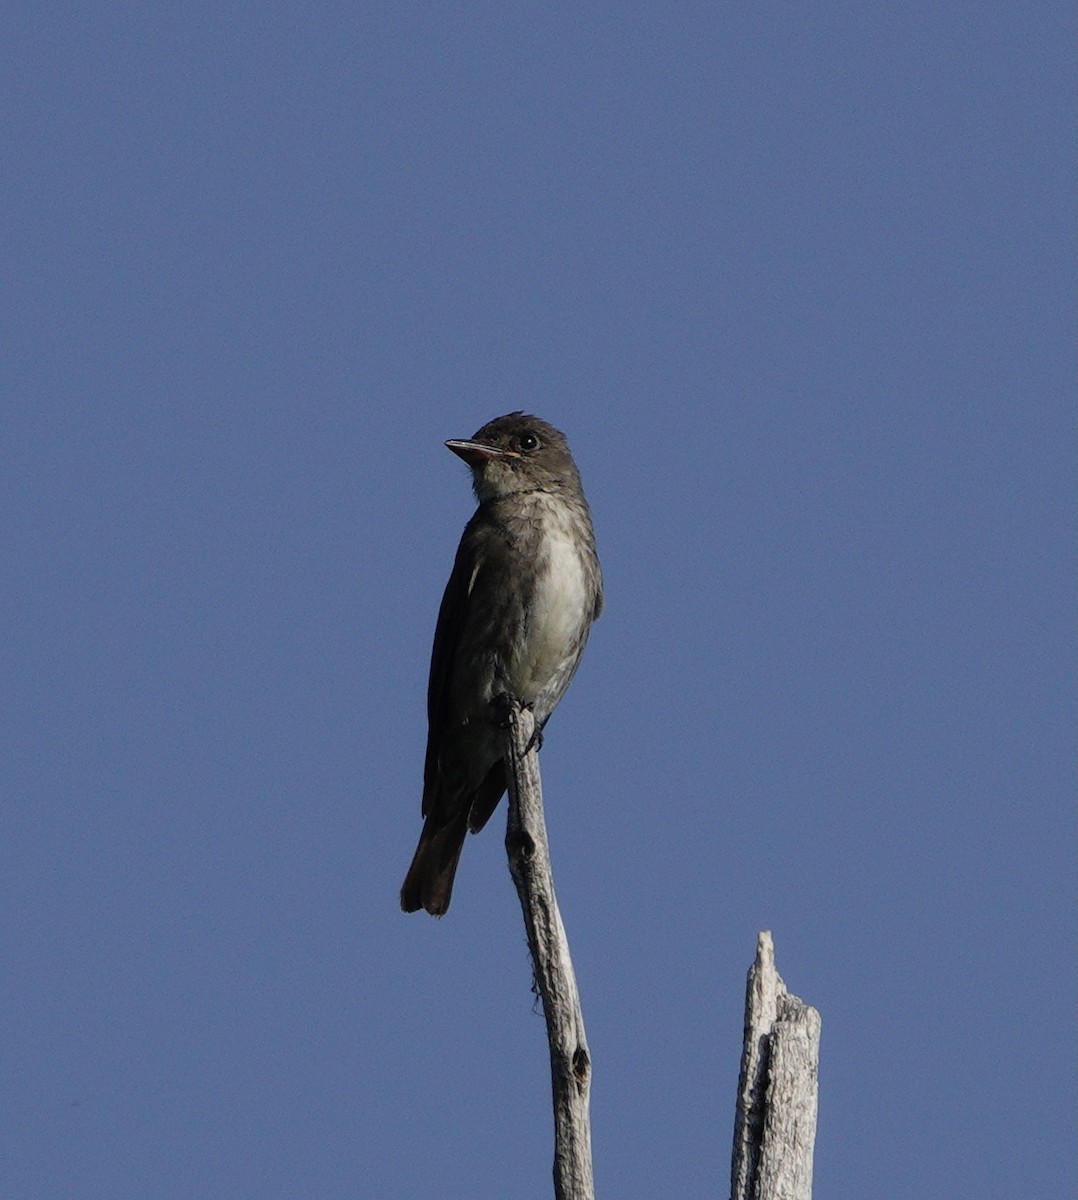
[3,5,1074,1198]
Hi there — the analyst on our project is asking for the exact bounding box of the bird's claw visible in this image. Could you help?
[490,692,517,728]
[490,695,542,752]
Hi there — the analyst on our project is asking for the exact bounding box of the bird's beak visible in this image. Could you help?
[445,439,505,466]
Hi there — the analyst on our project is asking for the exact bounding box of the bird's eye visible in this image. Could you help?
[518,432,540,452]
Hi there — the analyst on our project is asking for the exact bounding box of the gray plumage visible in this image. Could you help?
[400,413,602,915]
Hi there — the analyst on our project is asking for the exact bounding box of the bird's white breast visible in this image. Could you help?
[511,494,590,705]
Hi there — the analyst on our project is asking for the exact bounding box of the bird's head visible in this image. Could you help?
[445,412,581,503]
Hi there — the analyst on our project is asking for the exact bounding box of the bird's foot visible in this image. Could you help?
[490,695,542,751]
[490,692,518,728]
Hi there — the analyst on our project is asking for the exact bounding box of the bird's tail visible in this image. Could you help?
[399,809,469,916]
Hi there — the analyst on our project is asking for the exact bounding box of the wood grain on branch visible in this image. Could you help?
[731,931,821,1200]
[502,702,594,1200]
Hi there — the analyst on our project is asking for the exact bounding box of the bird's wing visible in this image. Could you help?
[422,516,487,817]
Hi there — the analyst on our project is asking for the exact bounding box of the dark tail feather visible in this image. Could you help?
[400,810,469,916]
[465,762,508,835]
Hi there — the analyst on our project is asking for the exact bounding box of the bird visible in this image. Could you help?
[400,412,603,915]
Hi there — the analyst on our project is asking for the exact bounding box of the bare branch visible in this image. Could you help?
[731,931,821,1200]
[502,703,594,1200]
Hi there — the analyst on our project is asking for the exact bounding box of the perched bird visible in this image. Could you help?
[400,413,603,915]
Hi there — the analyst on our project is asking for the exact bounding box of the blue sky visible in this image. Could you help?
[3,4,1074,1198]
